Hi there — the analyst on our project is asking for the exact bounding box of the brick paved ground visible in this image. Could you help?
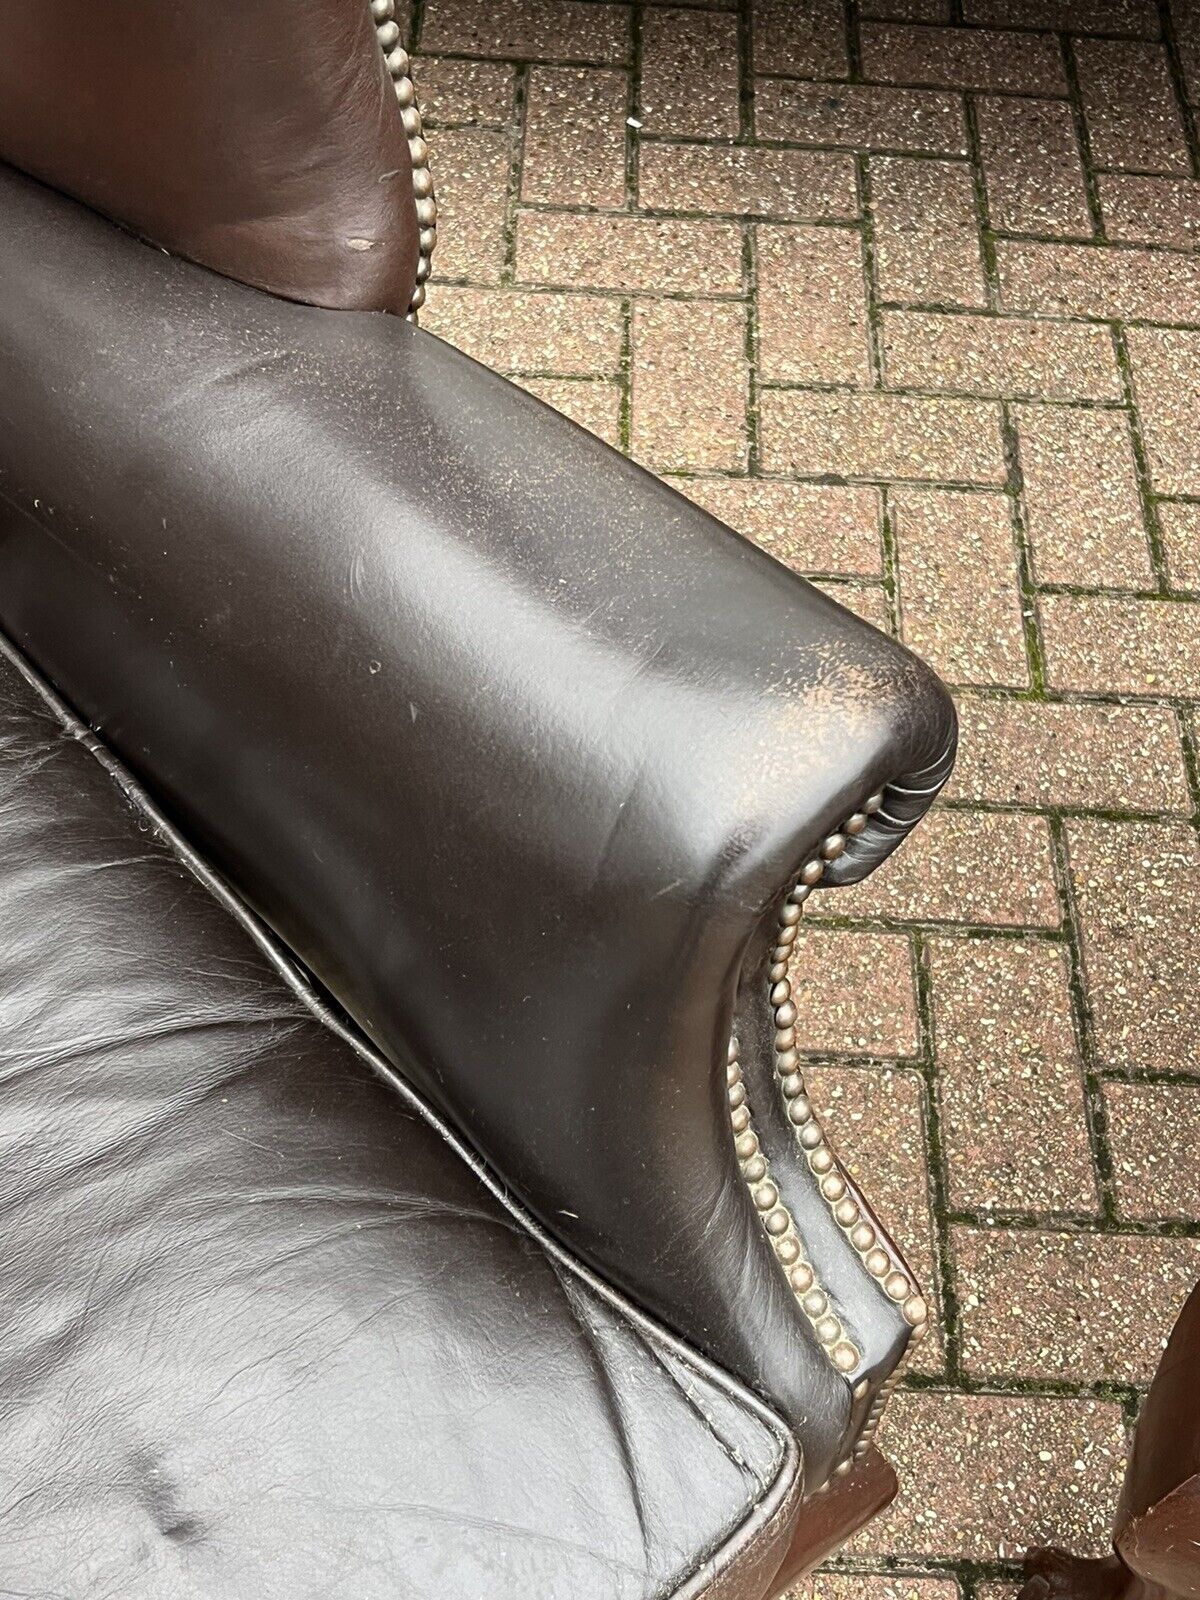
[408,1,1200,1591]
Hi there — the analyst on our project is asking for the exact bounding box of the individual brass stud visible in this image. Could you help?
[402,106,423,137]
[780,900,802,926]
[789,1094,812,1123]
[833,1343,859,1374]
[865,1248,890,1278]
[753,1182,778,1211]
[781,1072,804,1100]
[821,1174,846,1201]
[415,196,438,226]
[810,1148,834,1175]
[799,1123,822,1150]
[903,1294,928,1327]
[776,1047,800,1074]
[728,1036,740,1065]
[800,859,825,886]
[835,1198,858,1227]
[851,1222,875,1252]
[885,1270,910,1302]
[409,283,426,310]
[790,1263,814,1294]
[765,1210,789,1237]
[386,45,410,75]
[744,1156,766,1184]
[769,961,788,982]
[802,1289,827,1317]
[730,1106,749,1134]
[853,1378,870,1401]
[412,166,434,199]
[816,1315,840,1344]
[774,999,797,1029]
[788,883,811,904]
[821,833,846,861]
[775,1028,796,1053]
[845,812,868,836]
[777,1237,800,1266]
[770,980,791,1005]
[775,920,798,947]
[864,791,885,814]
[376,19,401,47]
[735,1131,757,1160]
[395,75,416,108]
[728,1082,745,1109]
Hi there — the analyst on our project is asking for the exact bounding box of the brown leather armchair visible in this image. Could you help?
[0,5,956,1595]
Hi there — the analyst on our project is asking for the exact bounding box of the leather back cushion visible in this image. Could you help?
[0,1,418,313]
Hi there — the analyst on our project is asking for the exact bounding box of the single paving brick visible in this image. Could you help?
[760,391,1007,483]
[517,376,622,448]
[1157,500,1200,589]
[630,299,748,471]
[860,22,1068,95]
[1126,326,1200,496]
[421,286,625,376]
[893,488,1028,687]
[752,0,850,79]
[881,311,1121,401]
[812,808,1060,927]
[789,1579,959,1600]
[965,0,1158,26]
[1041,594,1200,697]
[756,224,872,384]
[1105,1080,1200,1220]
[1066,818,1200,1073]
[850,1390,1126,1561]
[424,127,511,284]
[862,0,952,15]
[641,7,739,137]
[411,56,515,128]
[998,239,1200,324]
[639,143,859,221]
[928,936,1098,1214]
[805,1065,944,1375]
[976,96,1093,238]
[1074,38,1191,174]
[788,927,920,1058]
[665,477,884,576]
[1099,174,1200,248]
[421,0,631,63]
[521,66,628,209]
[755,79,969,155]
[1015,404,1155,589]
[516,211,745,293]
[955,1226,1200,1384]
[949,695,1192,815]
[871,157,987,309]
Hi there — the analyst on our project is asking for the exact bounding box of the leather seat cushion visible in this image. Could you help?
[0,638,798,1598]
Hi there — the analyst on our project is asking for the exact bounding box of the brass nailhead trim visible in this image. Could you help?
[730,786,930,1482]
[372,0,435,320]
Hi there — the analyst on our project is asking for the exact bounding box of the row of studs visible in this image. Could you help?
[371,0,436,319]
[729,1036,860,1378]
[767,790,929,1344]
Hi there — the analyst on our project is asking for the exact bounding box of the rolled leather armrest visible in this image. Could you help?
[0,164,955,1488]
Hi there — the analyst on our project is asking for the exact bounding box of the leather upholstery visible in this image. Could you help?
[0,1,419,313]
[0,162,956,1488]
[0,634,802,1599]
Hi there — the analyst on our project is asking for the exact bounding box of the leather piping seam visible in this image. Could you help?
[0,627,802,1597]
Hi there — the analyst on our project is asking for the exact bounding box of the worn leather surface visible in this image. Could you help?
[0,0,418,313]
[0,637,799,1598]
[0,164,956,1484]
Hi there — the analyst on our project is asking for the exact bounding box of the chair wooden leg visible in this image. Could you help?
[763,1448,899,1598]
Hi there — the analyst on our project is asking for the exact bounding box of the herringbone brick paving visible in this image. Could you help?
[410,1,1200,1590]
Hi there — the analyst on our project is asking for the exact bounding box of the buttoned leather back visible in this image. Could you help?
[0,1,419,313]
